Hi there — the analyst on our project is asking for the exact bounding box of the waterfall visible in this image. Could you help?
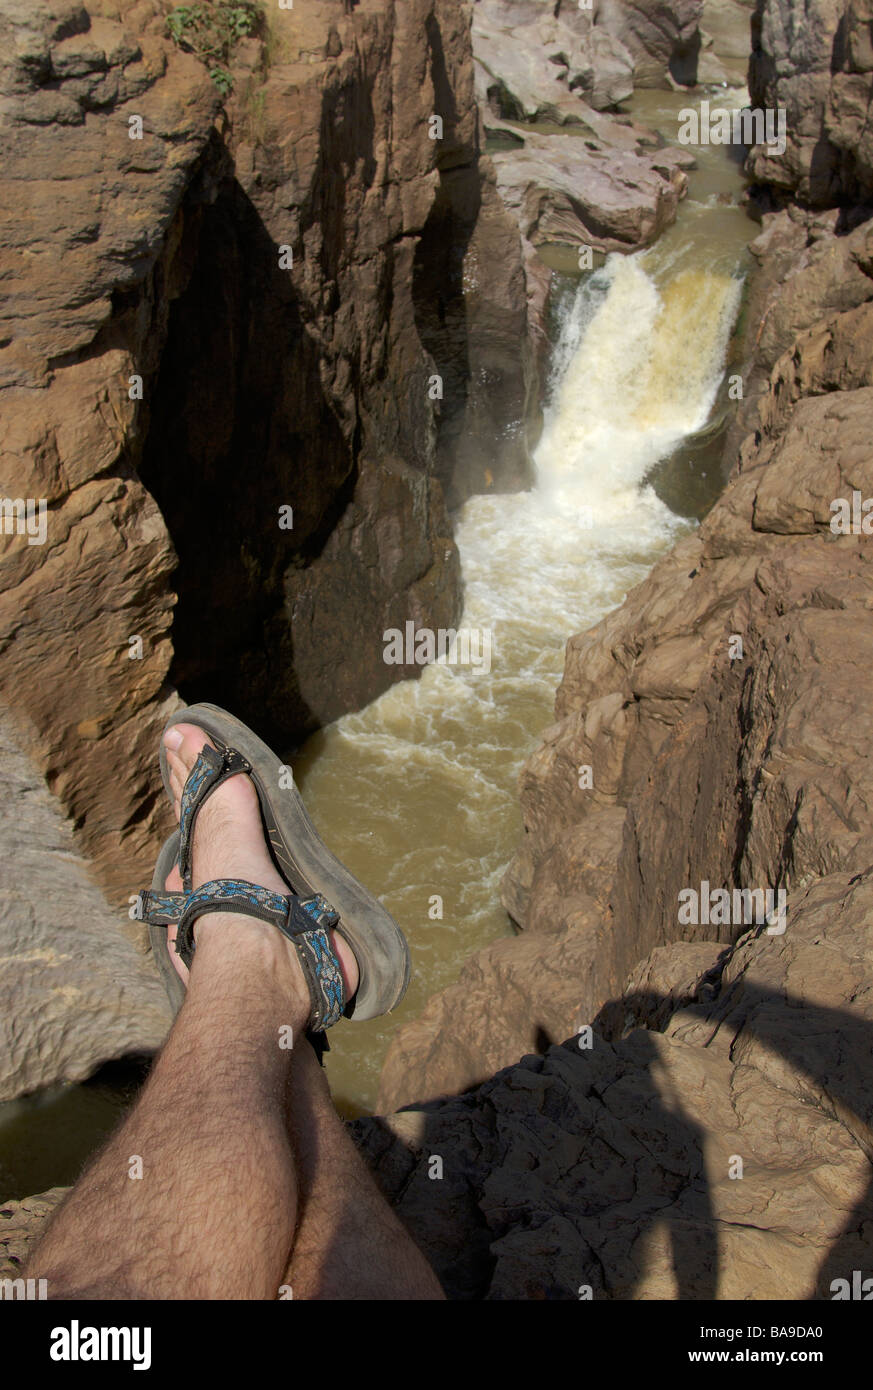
[457,252,741,669]
[295,243,744,1112]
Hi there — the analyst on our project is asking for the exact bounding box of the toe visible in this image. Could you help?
[163,722,215,773]
[163,724,217,815]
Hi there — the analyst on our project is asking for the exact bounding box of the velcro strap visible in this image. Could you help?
[173,879,346,1030]
[276,895,344,1031]
[138,890,186,925]
[177,740,252,889]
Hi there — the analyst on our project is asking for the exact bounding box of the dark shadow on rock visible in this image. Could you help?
[831,12,849,74]
[534,1024,554,1054]
[412,11,480,510]
[598,979,873,1301]
[137,136,351,748]
[356,975,873,1300]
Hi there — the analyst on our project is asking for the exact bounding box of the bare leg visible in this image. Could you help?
[26,723,442,1301]
[282,1040,445,1300]
[27,922,307,1299]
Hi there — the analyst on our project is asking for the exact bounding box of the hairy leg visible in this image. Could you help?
[26,722,441,1300]
[27,921,308,1299]
[282,1040,445,1300]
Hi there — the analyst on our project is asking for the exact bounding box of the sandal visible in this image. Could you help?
[138,703,410,1048]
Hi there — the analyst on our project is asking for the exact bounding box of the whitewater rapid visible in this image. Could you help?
[295,240,744,1113]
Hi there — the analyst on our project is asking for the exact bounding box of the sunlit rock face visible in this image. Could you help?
[0,0,535,915]
[747,0,873,206]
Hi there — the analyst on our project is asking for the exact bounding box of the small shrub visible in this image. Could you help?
[165,3,263,95]
[209,66,234,97]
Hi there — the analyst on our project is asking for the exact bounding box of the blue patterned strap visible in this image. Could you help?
[174,879,346,1031]
[138,890,186,924]
[177,739,252,891]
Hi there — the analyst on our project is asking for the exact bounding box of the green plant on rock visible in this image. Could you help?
[209,65,234,97]
[165,2,263,95]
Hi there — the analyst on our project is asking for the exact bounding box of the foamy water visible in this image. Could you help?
[296,221,746,1113]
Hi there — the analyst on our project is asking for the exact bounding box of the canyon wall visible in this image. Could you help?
[11,0,873,1305]
[747,0,873,205]
[0,0,533,1099]
[349,0,873,1299]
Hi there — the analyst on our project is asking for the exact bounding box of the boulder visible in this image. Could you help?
[472,0,634,119]
[702,0,756,61]
[597,0,705,87]
[488,116,691,255]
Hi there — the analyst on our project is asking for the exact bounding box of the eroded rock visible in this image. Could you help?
[747,0,873,206]
[472,0,635,120]
[0,1188,68,1281]
[0,709,171,1105]
[0,0,535,921]
[489,116,690,254]
[598,0,705,87]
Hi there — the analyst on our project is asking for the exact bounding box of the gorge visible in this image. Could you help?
[3,0,873,1304]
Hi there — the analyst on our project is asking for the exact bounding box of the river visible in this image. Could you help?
[0,86,758,1196]
[295,86,757,1115]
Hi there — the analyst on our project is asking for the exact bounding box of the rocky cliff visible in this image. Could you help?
[747,0,873,205]
[9,0,873,1306]
[0,0,534,896]
[0,0,533,1101]
[348,0,873,1299]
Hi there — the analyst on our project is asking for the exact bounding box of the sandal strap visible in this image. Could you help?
[174,878,346,1031]
[177,738,252,891]
[139,889,186,924]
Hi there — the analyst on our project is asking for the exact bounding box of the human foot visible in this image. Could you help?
[161,723,359,1011]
